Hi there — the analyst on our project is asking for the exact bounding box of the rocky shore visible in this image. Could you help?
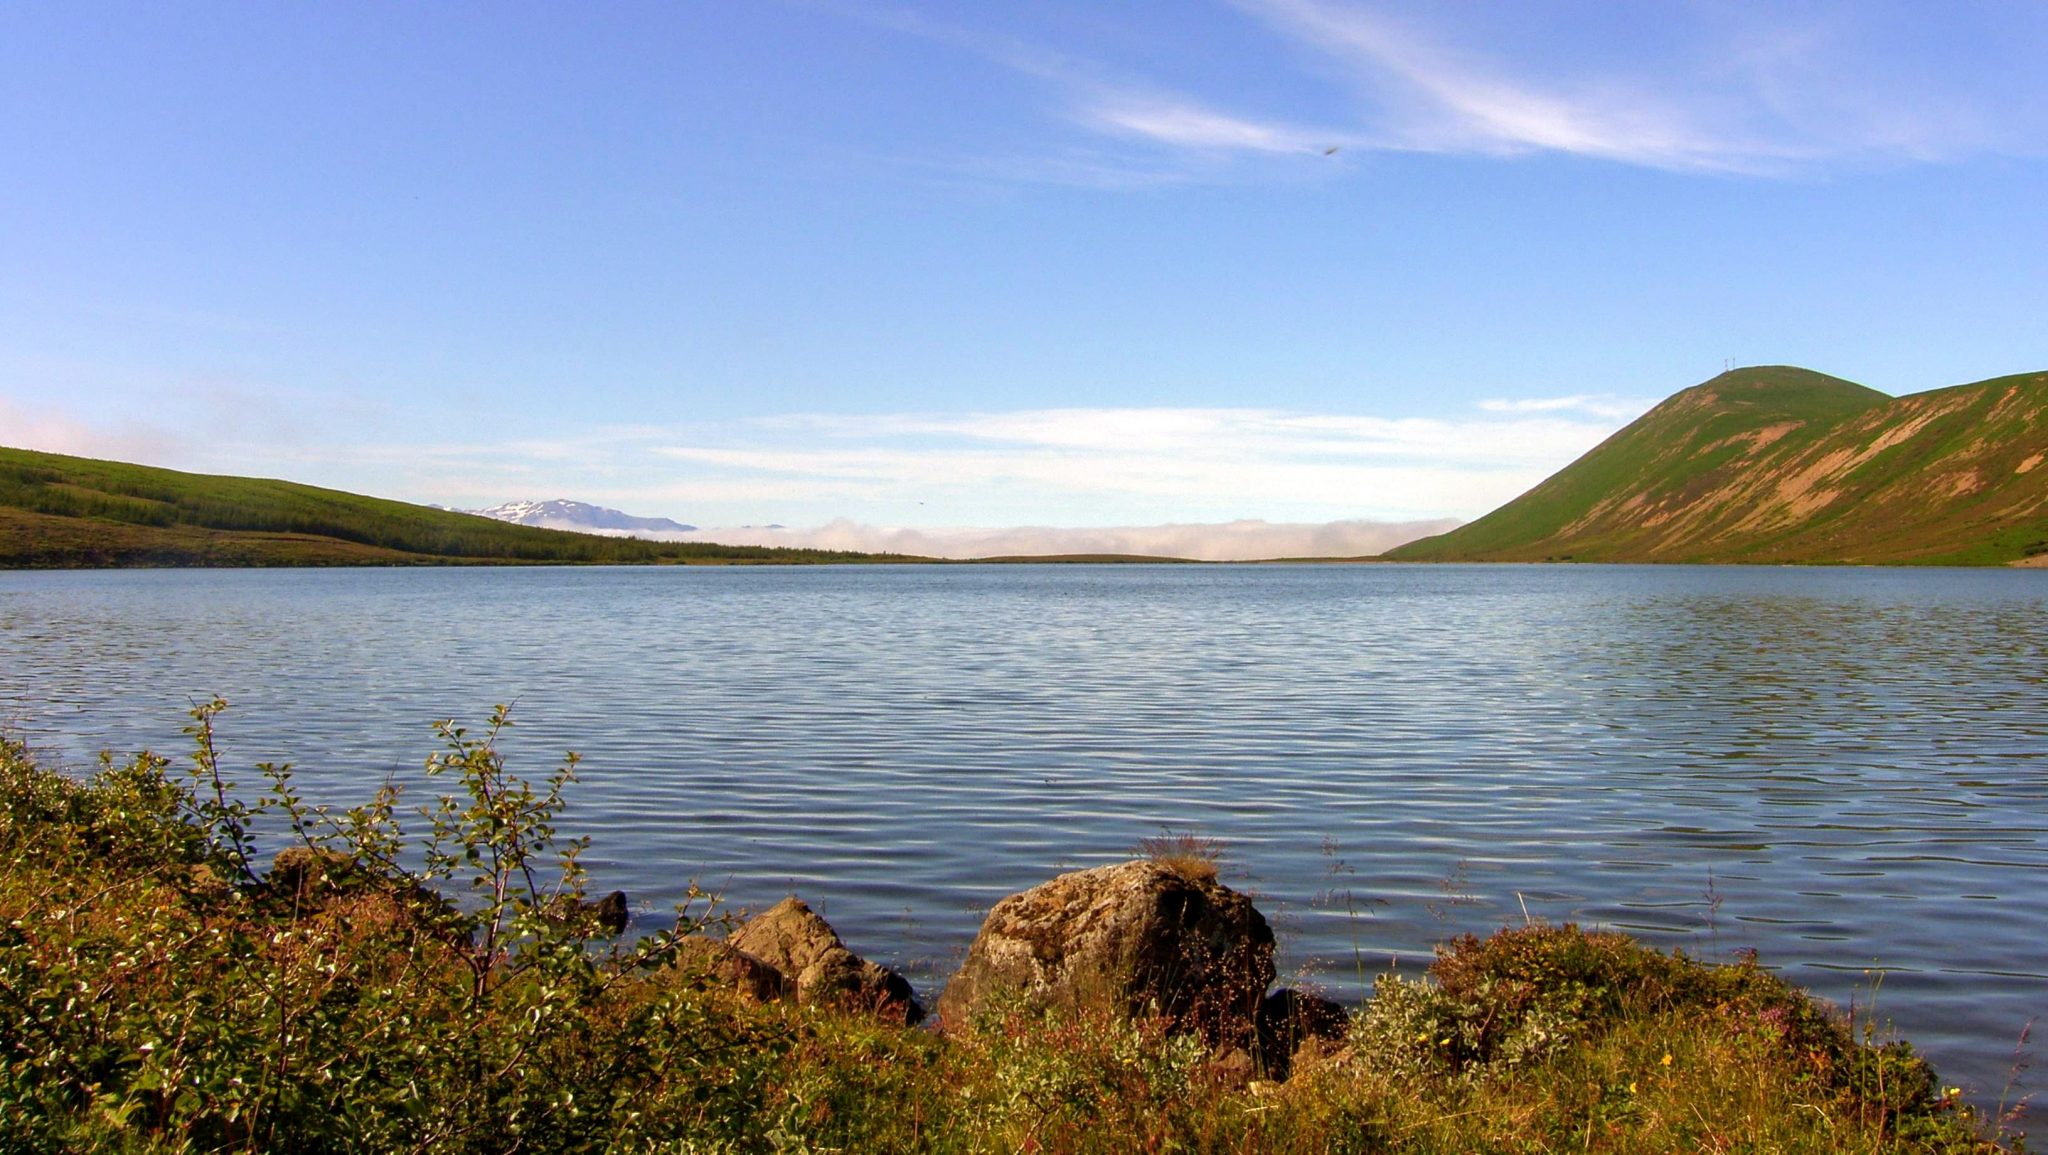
[1,720,2016,1153]
[680,857,1351,1083]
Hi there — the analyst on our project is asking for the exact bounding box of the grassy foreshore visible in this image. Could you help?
[0,707,2021,1153]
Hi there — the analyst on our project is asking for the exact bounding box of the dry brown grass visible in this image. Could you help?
[1137,829,1224,883]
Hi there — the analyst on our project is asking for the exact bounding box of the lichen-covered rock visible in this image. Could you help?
[1256,988,1351,1079]
[266,846,358,908]
[936,860,1275,1046]
[542,889,631,936]
[264,846,460,941]
[588,889,629,934]
[668,935,791,1003]
[730,897,924,1024]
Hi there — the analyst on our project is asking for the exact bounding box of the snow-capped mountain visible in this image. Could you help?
[463,500,696,536]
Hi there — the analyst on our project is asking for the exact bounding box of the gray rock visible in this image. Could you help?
[936,859,1275,1046]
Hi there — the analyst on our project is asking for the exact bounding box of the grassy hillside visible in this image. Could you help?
[0,446,909,567]
[1388,367,2048,565]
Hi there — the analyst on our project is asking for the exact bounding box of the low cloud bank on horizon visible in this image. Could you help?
[1,392,1653,534]
[610,517,1461,562]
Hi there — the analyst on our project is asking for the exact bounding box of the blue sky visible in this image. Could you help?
[4,1,2045,543]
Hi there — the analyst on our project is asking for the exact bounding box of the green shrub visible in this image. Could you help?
[0,711,2017,1153]
[1345,921,1981,1148]
[0,702,735,1153]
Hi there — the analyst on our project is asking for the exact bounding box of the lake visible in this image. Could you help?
[1,563,2043,1100]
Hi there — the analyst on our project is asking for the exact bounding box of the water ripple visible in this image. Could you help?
[1,563,2045,1096]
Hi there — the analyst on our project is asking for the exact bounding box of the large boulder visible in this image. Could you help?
[937,859,1275,1046]
[730,897,924,1024]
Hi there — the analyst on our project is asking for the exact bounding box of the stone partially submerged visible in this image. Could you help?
[729,896,924,1024]
[937,859,1275,1047]
[542,889,631,936]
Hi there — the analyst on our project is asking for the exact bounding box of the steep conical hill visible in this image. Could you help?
[1387,367,2048,565]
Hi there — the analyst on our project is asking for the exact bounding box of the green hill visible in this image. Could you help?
[0,446,908,567]
[1387,366,2048,566]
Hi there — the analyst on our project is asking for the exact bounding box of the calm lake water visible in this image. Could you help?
[2,564,2043,1098]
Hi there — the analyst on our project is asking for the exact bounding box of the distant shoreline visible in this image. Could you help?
[10,555,2044,571]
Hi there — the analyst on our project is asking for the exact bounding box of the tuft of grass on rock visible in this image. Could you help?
[1136,828,1224,884]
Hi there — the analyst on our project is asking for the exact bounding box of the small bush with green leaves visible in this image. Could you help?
[0,701,763,1153]
[0,708,2017,1154]
[1347,922,1972,1141]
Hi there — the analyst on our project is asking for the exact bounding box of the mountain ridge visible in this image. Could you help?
[1387,366,2048,566]
[464,499,697,535]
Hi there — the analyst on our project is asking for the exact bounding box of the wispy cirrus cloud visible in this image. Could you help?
[835,4,1344,182]
[1080,94,1341,156]
[1232,0,1784,172]
[1231,0,2029,173]
[856,1,2040,180]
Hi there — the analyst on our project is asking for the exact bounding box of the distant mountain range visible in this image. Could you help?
[1389,366,2048,566]
[463,499,696,535]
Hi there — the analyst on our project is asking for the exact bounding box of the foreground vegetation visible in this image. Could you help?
[0,707,2025,1153]
[1389,366,2048,566]
[0,447,908,566]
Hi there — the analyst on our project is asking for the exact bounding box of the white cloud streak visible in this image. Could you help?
[630,402,1649,526]
[1235,0,1782,172]
[395,405,1619,523]
[1476,394,1655,421]
[873,2,2038,179]
[4,390,1651,539]
[1082,95,1339,156]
